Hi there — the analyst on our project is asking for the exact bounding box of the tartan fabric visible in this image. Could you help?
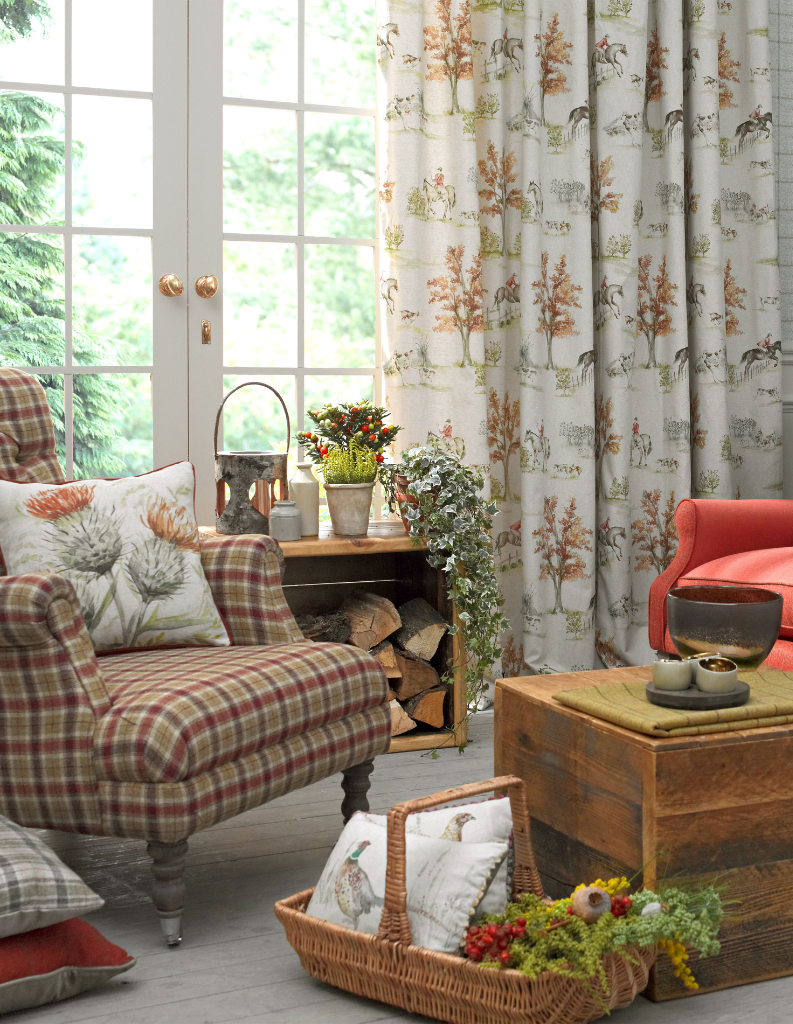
[95,643,389,783]
[0,815,103,937]
[97,704,391,843]
[199,532,303,646]
[0,370,65,486]
[0,575,108,833]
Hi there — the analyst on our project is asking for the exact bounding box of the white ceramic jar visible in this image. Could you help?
[652,657,693,691]
[289,462,320,536]
[268,500,302,542]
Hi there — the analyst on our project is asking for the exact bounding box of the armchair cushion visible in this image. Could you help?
[95,643,389,783]
[680,546,793,638]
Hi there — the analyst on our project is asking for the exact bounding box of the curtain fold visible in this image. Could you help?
[378,0,781,675]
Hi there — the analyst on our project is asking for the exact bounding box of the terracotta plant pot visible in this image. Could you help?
[325,482,375,537]
[394,472,439,533]
[394,473,417,533]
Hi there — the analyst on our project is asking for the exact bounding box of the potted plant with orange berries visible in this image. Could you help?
[295,400,402,511]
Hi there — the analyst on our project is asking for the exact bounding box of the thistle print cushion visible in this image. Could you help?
[0,462,229,651]
[306,813,507,952]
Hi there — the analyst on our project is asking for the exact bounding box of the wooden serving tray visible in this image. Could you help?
[645,680,750,710]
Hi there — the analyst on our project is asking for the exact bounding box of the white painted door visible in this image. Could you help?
[187,0,380,524]
[1,1,377,522]
[0,0,189,479]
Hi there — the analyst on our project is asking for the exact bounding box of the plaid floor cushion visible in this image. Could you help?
[95,643,388,784]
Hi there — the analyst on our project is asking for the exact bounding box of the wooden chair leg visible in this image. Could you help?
[340,758,375,823]
[147,839,188,947]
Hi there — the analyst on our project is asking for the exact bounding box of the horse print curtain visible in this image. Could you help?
[378,0,781,677]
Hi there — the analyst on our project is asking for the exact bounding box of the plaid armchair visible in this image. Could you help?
[0,370,391,945]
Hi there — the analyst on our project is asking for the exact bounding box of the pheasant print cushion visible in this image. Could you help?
[306,813,507,952]
[400,796,513,916]
[0,462,229,651]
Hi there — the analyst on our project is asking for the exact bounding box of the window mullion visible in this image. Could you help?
[297,0,306,445]
[64,0,74,479]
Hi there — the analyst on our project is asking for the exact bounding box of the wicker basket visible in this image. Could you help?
[275,776,656,1024]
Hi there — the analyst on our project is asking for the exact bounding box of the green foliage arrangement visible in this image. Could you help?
[396,441,509,712]
[468,875,723,998]
[321,443,377,485]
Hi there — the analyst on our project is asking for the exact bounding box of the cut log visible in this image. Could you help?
[295,611,351,645]
[387,688,398,702]
[393,598,448,661]
[389,699,417,736]
[403,686,447,729]
[392,649,440,701]
[341,591,402,650]
[370,640,402,679]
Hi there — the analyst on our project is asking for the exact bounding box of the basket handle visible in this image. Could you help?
[376,775,546,946]
[213,381,291,458]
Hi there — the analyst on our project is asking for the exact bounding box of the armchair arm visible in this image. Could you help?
[199,532,304,646]
[649,499,793,650]
[0,574,108,830]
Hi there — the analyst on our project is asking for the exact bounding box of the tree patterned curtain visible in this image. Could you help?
[378,0,781,676]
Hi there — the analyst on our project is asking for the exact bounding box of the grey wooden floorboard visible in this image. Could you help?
[8,710,793,1023]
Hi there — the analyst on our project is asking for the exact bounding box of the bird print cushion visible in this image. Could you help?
[0,462,229,651]
[306,813,507,952]
[400,796,513,916]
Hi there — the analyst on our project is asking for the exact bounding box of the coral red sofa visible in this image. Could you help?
[649,499,793,670]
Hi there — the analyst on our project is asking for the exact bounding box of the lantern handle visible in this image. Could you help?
[213,382,291,458]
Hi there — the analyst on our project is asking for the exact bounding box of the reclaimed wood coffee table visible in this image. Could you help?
[495,665,793,1001]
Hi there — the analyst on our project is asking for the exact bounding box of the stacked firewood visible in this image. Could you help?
[296,593,449,736]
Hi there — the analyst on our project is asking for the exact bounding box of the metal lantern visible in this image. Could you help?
[213,382,290,535]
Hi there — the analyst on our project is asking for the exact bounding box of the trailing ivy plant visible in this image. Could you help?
[396,441,509,715]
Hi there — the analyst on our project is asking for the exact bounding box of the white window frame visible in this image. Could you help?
[0,0,190,478]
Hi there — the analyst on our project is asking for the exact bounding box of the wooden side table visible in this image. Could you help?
[495,666,793,1001]
[203,522,466,753]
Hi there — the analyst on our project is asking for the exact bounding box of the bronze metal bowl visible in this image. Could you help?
[667,586,783,669]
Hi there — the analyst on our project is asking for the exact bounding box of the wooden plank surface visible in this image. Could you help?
[21,710,793,1024]
[200,522,426,558]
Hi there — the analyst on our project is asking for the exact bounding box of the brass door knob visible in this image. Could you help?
[159,273,184,297]
[195,275,219,298]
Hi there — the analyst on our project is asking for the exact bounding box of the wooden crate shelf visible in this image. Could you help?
[202,521,467,752]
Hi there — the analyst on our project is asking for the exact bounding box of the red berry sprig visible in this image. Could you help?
[610,895,633,919]
[463,919,526,967]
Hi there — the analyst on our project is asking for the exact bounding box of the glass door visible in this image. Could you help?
[0,0,188,479]
[188,0,379,524]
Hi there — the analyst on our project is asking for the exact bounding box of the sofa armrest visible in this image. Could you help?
[199,532,304,646]
[648,499,793,650]
[0,574,111,714]
[0,574,109,831]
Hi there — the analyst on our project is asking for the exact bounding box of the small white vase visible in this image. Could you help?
[289,462,320,536]
[268,499,302,542]
[325,482,375,537]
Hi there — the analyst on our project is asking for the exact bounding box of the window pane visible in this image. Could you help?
[34,374,65,472]
[0,91,65,226]
[0,232,65,367]
[304,375,373,430]
[72,0,152,92]
[224,241,296,367]
[0,0,65,86]
[305,245,374,367]
[305,0,375,108]
[224,106,296,234]
[72,373,151,479]
[221,375,295,454]
[73,96,152,229]
[73,236,152,366]
[305,113,375,238]
[224,0,297,103]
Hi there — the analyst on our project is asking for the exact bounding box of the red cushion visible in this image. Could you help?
[0,918,135,1014]
[680,547,793,637]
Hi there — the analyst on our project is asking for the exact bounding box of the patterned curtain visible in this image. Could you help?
[378,0,781,676]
